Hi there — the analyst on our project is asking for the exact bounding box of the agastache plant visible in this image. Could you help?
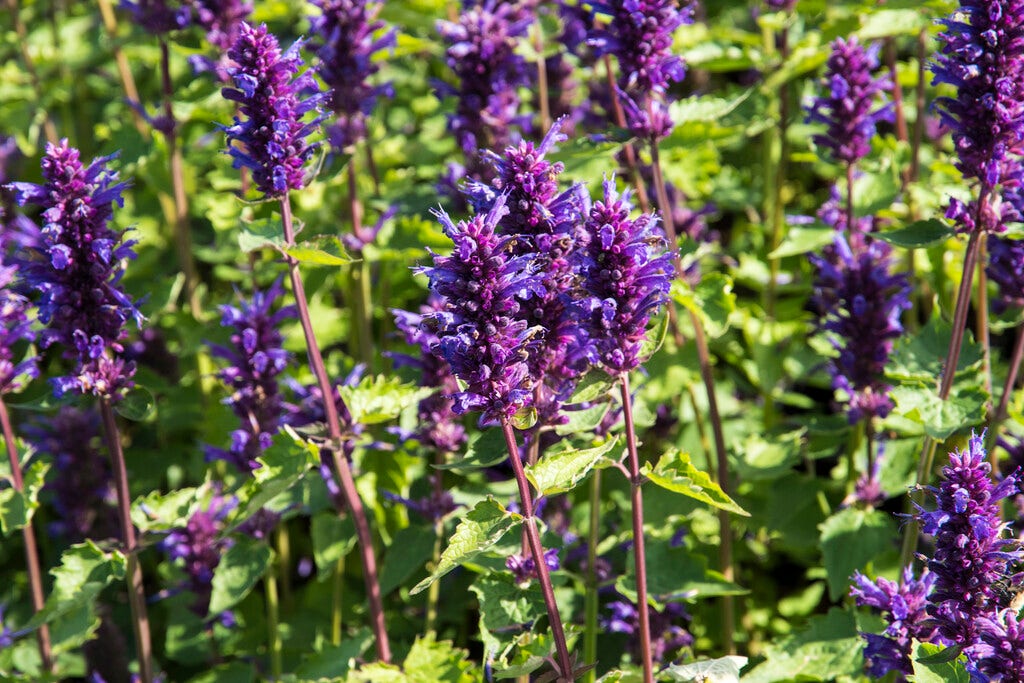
[577,177,674,683]
[220,21,391,662]
[420,196,576,680]
[10,141,154,682]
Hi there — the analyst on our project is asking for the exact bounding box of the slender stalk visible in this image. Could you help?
[0,399,53,674]
[6,0,59,144]
[977,240,992,399]
[765,25,790,324]
[95,0,147,136]
[865,417,875,478]
[279,195,391,662]
[582,470,601,683]
[995,326,1024,426]
[602,55,649,212]
[348,162,374,368]
[500,419,574,681]
[846,163,856,237]
[425,523,443,634]
[331,554,345,646]
[364,145,381,197]
[533,22,551,132]
[276,524,292,613]
[884,38,908,147]
[98,398,154,683]
[909,30,927,186]
[618,376,654,683]
[265,560,282,680]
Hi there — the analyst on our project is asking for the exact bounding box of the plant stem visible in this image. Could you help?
[602,55,649,212]
[6,0,59,144]
[276,524,292,613]
[977,240,992,399]
[426,522,443,634]
[884,38,908,147]
[533,21,550,132]
[279,195,391,662]
[582,469,601,683]
[265,558,282,680]
[765,25,790,324]
[331,554,345,646]
[98,398,154,683]
[0,398,53,674]
[865,417,875,478]
[910,30,927,186]
[987,325,1024,466]
[348,161,374,369]
[500,419,574,681]
[364,145,381,197]
[618,375,654,683]
[95,0,146,136]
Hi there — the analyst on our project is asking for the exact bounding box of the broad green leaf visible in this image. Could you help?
[664,656,748,683]
[853,170,901,218]
[379,524,440,596]
[345,663,408,682]
[890,385,987,440]
[233,433,317,526]
[568,372,616,404]
[237,218,283,253]
[911,642,970,683]
[670,90,750,125]
[131,486,199,532]
[339,375,433,425]
[285,235,353,266]
[187,662,256,683]
[208,537,273,614]
[294,629,373,680]
[618,539,746,602]
[114,385,156,421]
[311,511,357,579]
[403,634,478,683]
[743,609,863,683]
[858,9,931,39]
[554,402,611,436]
[766,225,834,259]
[763,41,829,91]
[888,316,983,382]
[642,449,749,516]
[27,541,126,630]
[0,460,48,535]
[638,313,670,362]
[410,498,522,595]
[437,428,507,471]
[526,438,618,495]
[674,273,736,339]
[819,508,896,600]
[470,574,545,669]
[511,405,538,430]
[876,219,954,249]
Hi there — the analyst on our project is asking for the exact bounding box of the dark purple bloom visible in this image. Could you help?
[601,598,693,664]
[987,233,1024,312]
[120,0,191,34]
[817,182,876,234]
[30,407,118,542]
[975,609,1024,681]
[805,37,893,166]
[10,140,142,400]
[221,23,327,197]
[0,605,14,649]
[192,0,252,51]
[308,0,396,151]
[235,507,281,541]
[506,547,560,584]
[809,235,910,423]
[160,493,236,618]
[436,1,532,176]
[577,177,674,375]
[206,280,295,472]
[917,433,1023,655]
[851,568,939,679]
[764,0,797,9]
[420,196,544,425]
[0,252,37,395]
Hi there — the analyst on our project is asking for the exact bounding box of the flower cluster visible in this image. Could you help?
[975,609,1024,680]
[10,140,142,399]
[506,548,560,585]
[809,235,910,423]
[0,246,36,395]
[436,1,532,174]
[206,280,295,472]
[805,37,893,167]
[850,568,939,679]
[987,233,1024,312]
[192,0,252,51]
[602,598,693,664]
[916,434,1023,654]
[160,493,237,618]
[420,197,543,424]
[577,178,675,375]
[120,0,191,34]
[222,23,327,197]
[309,0,396,151]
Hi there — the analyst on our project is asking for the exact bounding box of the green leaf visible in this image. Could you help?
[525,438,618,496]
[511,405,538,431]
[743,609,863,683]
[437,428,507,471]
[26,541,126,630]
[187,662,256,683]
[339,375,433,425]
[568,372,616,404]
[857,9,931,39]
[890,385,987,440]
[208,537,273,614]
[766,225,834,259]
[131,486,200,532]
[888,316,984,383]
[618,538,746,602]
[379,524,440,596]
[114,385,156,421]
[819,508,896,600]
[237,218,283,253]
[664,656,748,683]
[403,633,478,683]
[470,574,545,668]
[0,460,48,536]
[410,498,522,595]
[670,90,751,125]
[642,449,749,516]
[233,433,316,526]
[853,170,901,218]
[311,511,357,579]
[673,273,736,339]
[285,235,353,266]
[294,629,372,680]
[911,642,970,683]
[876,219,955,249]
[638,313,670,362]
[554,402,611,436]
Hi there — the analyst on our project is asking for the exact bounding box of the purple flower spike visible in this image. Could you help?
[192,0,252,51]
[221,23,328,197]
[577,177,675,375]
[976,609,1024,680]
[161,493,237,618]
[0,251,37,395]
[851,568,939,679]
[917,433,1023,656]
[506,547,560,584]
[120,0,191,34]
[10,140,141,400]
[601,597,693,664]
[805,37,893,167]
[206,280,296,472]
[420,196,543,425]
[987,233,1024,312]
[809,235,910,423]
[309,0,396,151]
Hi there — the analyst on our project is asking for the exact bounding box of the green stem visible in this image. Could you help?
[582,470,601,683]
[265,558,282,680]
[426,522,443,634]
[348,161,374,369]
[331,554,345,646]
[276,524,292,614]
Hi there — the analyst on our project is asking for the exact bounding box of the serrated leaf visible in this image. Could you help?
[339,375,433,425]
[890,385,987,440]
[208,537,273,614]
[410,498,522,595]
[743,609,863,683]
[674,273,736,338]
[237,218,283,253]
[525,438,618,495]
[114,385,156,421]
[437,429,507,471]
[379,524,439,596]
[26,541,126,630]
[670,90,751,125]
[664,656,748,683]
[285,235,353,266]
[554,402,611,436]
[765,225,835,259]
[568,372,616,404]
[617,538,746,601]
[887,315,983,382]
[642,449,749,516]
[294,628,372,680]
[638,313,669,361]
[403,633,478,682]
[876,219,954,249]
[311,511,357,579]
[0,460,48,535]
[819,508,896,600]
[131,486,199,533]
[470,573,545,668]
[233,434,316,526]
[911,642,970,683]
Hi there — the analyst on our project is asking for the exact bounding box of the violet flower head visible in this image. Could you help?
[161,493,237,618]
[192,0,253,51]
[206,280,296,472]
[764,0,797,10]
[120,0,191,34]
[221,23,327,197]
[308,0,396,151]
[805,37,894,167]
[809,235,910,423]
[986,233,1024,312]
[420,196,544,424]
[917,433,1023,654]
[932,0,1024,191]
[975,609,1024,680]
[850,568,939,679]
[0,252,37,395]
[436,1,532,174]
[602,598,693,664]
[506,547,560,584]
[10,140,142,399]
[578,177,675,375]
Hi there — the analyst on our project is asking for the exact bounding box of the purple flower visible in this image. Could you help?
[975,609,1024,680]
[0,253,37,395]
[160,493,236,618]
[805,37,893,167]
[419,196,544,425]
[850,568,939,679]
[506,547,560,584]
[987,233,1024,312]
[206,280,296,472]
[221,23,327,197]
[10,140,142,400]
[308,0,396,151]
[192,0,252,51]
[436,1,532,176]
[577,177,675,375]
[601,597,693,664]
[29,407,118,543]
[817,182,876,234]
[120,0,191,34]
[917,434,1023,655]
[809,235,910,423]
[764,0,797,9]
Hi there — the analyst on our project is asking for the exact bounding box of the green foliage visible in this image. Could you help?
[819,508,896,600]
[0,459,48,536]
[525,438,618,496]
[911,642,971,683]
[339,375,433,425]
[744,609,864,683]
[642,449,749,516]
[208,538,274,614]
